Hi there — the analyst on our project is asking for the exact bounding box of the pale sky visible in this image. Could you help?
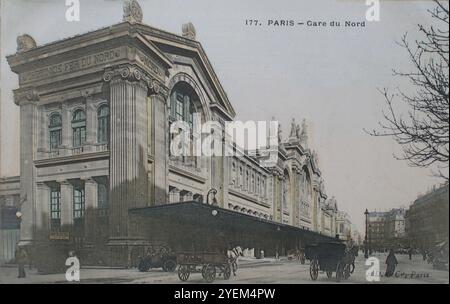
[0,0,446,232]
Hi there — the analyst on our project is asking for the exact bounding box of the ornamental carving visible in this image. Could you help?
[103,65,168,97]
[13,88,40,105]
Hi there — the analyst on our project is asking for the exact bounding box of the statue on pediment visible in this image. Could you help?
[17,34,36,53]
[123,0,143,23]
[289,118,296,138]
[300,119,308,146]
[278,122,283,144]
[182,22,197,40]
[296,123,301,139]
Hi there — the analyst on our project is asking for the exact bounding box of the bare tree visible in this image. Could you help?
[368,0,449,182]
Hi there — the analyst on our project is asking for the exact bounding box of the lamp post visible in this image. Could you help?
[364,208,369,259]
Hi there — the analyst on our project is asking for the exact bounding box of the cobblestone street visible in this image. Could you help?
[1,253,448,284]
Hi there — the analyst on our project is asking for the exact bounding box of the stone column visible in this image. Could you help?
[36,182,50,233]
[60,180,73,227]
[170,188,180,203]
[14,88,39,246]
[103,65,151,241]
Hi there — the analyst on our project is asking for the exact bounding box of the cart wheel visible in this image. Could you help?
[138,259,150,272]
[201,265,208,279]
[162,259,177,272]
[310,259,319,281]
[223,264,231,280]
[326,271,333,279]
[178,265,190,281]
[336,262,344,282]
[202,264,216,283]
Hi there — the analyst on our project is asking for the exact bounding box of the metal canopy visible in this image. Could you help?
[129,201,337,244]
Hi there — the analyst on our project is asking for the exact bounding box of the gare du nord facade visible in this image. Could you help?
[3,6,339,267]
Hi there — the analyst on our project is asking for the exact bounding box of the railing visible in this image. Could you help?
[169,156,203,174]
[72,147,84,155]
[39,144,109,159]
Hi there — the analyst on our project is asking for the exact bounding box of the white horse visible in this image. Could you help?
[227,246,243,276]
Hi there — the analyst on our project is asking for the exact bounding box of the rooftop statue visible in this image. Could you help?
[17,34,36,53]
[123,0,143,23]
[182,22,197,40]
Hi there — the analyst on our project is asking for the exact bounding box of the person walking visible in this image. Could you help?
[15,245,27,279]
[385,249,398,277]
[408,247,413,260]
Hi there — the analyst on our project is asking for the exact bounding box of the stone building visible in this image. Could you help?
[383,208,407,249]
[0,177,20,264]
[0,0,343,265]
[335,211,352,241]
[405,184,449,251]
[367,211,387,252]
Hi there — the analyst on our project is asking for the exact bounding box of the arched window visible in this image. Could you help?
[49,113,62,150]
[97,105,109,144]
[231,162,236,186]
[72,110,86,147]
[170,85,195,128]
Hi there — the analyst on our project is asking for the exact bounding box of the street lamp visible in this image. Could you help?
[364,208,369,259]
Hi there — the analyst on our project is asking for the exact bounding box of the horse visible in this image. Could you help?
[227,246,243,276]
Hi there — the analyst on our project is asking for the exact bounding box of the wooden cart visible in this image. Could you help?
[177,251,232,283]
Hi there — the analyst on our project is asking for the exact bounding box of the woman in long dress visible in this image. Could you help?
[385,249,398,277]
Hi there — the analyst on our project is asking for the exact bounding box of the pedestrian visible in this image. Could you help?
[408,247,413,260]
[385,249,398,277]
[15,245,27,279]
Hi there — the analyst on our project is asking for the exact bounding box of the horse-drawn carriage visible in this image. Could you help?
[177,251,233,283]
[305,241,355,282]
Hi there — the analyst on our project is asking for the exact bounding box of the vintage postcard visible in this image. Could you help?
[0,0,448,293]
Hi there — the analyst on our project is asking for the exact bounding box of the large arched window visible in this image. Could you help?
[49,113,62,150]
[97,105,109,144]
[169,82,201,165]
[72,110,86,147]
[300,168,312,217]
[170,83,197,128]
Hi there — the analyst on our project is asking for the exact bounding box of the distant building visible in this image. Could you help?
[335,211,352,241]
[368,211,387,252]
[383,208,407,249]
[405,184,449,250]
[0,177,21,264]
